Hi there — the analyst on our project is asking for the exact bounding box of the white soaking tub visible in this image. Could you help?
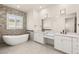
[3,34,29,45]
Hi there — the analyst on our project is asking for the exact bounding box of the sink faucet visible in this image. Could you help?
[60,30,67,34]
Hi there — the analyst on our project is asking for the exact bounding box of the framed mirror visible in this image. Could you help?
[65,12,77,33]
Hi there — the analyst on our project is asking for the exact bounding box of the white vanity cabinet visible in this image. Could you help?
[34,32,44,44]
[54,35,73,53]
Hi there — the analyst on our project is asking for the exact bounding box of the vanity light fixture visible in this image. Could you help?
[60,9,66,15]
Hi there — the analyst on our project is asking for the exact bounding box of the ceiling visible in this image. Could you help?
[4,4,56,13]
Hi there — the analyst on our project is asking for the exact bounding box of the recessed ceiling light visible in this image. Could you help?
[17,5,20,8]
[40,6,42,9]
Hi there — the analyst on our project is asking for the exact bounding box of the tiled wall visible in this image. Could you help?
[0,5,27,35]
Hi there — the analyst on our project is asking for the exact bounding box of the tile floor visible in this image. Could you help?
[0,40,63,54]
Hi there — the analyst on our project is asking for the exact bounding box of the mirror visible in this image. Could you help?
[65,12,77,33]
[41,17,52,31]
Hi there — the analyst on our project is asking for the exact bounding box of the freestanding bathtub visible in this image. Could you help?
[3,34,29,45]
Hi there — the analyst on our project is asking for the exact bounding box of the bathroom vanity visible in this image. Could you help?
[34,31,79,54]
[54,34,79,54]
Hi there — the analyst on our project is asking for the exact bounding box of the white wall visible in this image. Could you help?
[26,4,79,33]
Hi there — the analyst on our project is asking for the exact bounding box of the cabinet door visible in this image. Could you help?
[66,37,72,54]
[73,37,79,54]
[57,36,65,52]
[72,38,78,54]
[54,36,62,51]
[77,38,79,54]
[54,36,67,52]
[62,36,72,54]
[61,36,67,53]
[34,32,44,44]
